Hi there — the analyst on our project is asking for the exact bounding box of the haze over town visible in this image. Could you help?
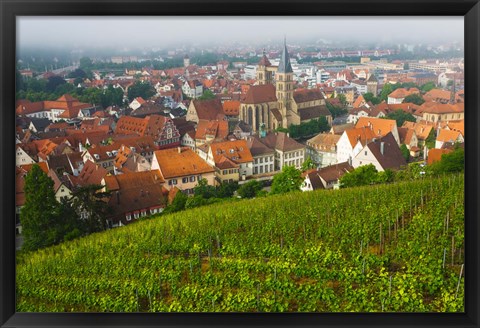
[18,16,463,51]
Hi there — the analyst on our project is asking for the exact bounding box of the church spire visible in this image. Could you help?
[278,37,293,73]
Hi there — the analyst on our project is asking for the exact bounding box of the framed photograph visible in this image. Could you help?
[1,0,479,327]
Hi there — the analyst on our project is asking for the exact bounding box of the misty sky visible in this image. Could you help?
[17,16,463,50]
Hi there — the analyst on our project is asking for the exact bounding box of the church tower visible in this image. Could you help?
[256,49,273,85]
[275,38,294,128]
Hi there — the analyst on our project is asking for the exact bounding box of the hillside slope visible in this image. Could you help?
[16,174,464,312]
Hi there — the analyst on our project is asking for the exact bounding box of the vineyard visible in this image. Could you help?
[16,174,464,312]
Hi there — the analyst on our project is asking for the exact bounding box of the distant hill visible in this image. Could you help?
[16,174,464,312]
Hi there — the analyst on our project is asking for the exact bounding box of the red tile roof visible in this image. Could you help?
[242,84,277,104]
[154,147,214,179]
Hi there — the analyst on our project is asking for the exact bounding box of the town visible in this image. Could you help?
[15,37,464,249]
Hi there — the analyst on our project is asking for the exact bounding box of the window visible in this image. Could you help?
[169,179,177,185]
[182,177,188,183]
[126,214,131,221]
[223,170,227,175]
[254,167,258,174]
[134,212,139,219]
[197,175,202,181]
[189,176,195,182]
[260,166,263,174]
[260,158,263,164]
[365,151,368,156]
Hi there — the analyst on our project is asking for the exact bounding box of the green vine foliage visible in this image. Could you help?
[16,174,464,312]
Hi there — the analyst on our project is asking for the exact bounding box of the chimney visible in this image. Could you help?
[380,142,385,155]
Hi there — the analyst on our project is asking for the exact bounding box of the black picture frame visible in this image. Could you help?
[1,1,479,327]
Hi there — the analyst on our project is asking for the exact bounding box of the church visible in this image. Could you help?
[239,39,332,134]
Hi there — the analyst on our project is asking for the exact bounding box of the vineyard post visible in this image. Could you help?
[446,212,450,234]
[455,264,464,299]
[148,289,152,312]
[379,223,382,254]
[442,248,446,269]
[451,236,455,266]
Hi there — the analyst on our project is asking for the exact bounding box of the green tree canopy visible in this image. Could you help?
[194,178,217,199]
[198,89,216,100]
[400,144,410,162]
[101,85,124,108]
[237,180,263,199]
[21,164,60,251]
[362,92,381,105]
[70,185,111,234]
[340,164,379,188]
[385,109,417,127]
[326,101,348,118]
[301,156,316,171]
[127,81,156,101]
[420,82,436,93]
[271,165,303,195]
[403,93,425,105]
[46,76,66,93]
[68,68,87,79]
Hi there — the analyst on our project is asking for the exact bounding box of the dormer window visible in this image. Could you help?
[93,154,100,160]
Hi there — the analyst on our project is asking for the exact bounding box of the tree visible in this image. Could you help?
[403,93,425,105]
[400,144,410,162]
[271,165,303,194]
[21,164,60,251]
[70,185,111,234]
[53,83,76,98]
[376,169,395,184]
[425,129,436,150]
[46,76,66,93]
[193,178,217,199]
[127,81,156,101]
[163,191,188,214]
[79,87,102,106]
[362,92,381,105]
[326,101,348,118]
[432,147,464,174]
[340,164,379,188]
[237,180,263,198]
[379,83,394,101]
[101,85,124,107]
[57,197,83,242]
[337,94,347,106]
[301,156,316,171]
[79,57,93,70]
[198,89,216,100]
[216,181,239,198]
[68,68,87,79]
[385,109,416,127]
[420,81,436,93]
